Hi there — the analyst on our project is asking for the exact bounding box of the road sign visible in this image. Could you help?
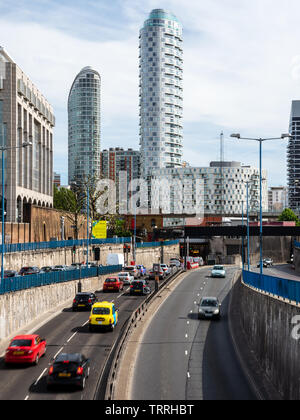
[92,221,107,239]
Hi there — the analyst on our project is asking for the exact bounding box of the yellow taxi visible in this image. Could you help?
[89,301,118,332]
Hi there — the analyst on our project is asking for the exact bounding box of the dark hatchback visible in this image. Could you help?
[130,280,151,296]
[19,267,40,276]
[72,292,97,311]
[47,353,90,390]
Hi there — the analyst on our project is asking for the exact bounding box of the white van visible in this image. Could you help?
[106,253,125,267]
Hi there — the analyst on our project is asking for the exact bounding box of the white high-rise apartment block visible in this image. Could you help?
[150,162,268,219]
[139,9,183,178]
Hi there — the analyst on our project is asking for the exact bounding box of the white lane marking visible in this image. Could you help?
[187,372,191,379]
[82,320,89,327]
[34,368,48,386]
[67,332,77,343]
[53,347,63,359]
[185,350,188,356]
[25,395,29,401]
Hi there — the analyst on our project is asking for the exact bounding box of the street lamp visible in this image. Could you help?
[0,126,32,285]
[228,178,252,271]
[230,132,292,277]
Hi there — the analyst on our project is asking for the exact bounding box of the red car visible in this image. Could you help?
[5,334,47,365]
[103,277,124,293]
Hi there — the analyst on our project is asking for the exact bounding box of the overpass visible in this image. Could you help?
[184,225,300,238]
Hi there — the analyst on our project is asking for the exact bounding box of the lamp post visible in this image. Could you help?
[0,124,32,284]
[228,178,252,270]
[230,133,292,277]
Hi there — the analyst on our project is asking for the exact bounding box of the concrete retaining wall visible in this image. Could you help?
[232,278,300,400]
[3,243,179,272]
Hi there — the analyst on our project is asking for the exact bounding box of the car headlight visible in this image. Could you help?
[199,309,205,313]
[214,309,220,315]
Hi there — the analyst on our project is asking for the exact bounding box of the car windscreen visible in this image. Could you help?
[201,300,218,307]
[132,282,144,288]
[10,339,32,347]
[213,266,224,270]
[92,307,110,315]
[75,294,90,300]
[125,267,135,271]
[105,278,117,283]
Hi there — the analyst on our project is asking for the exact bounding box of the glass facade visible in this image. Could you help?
[68,66,101,185]
[139,9,183,178]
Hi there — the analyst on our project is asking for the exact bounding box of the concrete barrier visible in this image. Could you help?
[231,275,300,400]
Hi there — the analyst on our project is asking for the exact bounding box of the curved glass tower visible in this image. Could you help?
[139,9,183,177]
[68,66,101,185]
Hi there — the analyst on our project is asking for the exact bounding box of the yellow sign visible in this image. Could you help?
[92,221,107,239]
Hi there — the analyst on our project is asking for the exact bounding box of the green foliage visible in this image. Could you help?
[278,208,300,226]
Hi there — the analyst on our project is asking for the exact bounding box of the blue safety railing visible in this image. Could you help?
[0,238,179,254]
[136,240,179,248]
[0,265,122,295]
[242,269,300,305]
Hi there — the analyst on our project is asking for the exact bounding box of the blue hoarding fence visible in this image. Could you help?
[0,238,179,254]
[0,265,122,295]
[242,269,300,305]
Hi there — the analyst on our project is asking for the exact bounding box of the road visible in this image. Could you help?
[130,267,257,400]
[0,284,150,400]
[252,264,300,281]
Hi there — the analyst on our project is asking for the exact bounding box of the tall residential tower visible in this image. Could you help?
[288,101,300,211]
[139,9,183,178]
[68,66,101,186]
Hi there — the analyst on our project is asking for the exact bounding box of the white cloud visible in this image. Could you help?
[1,0,299,186]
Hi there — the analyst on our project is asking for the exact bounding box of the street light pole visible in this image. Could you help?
[0,128,32,285]
[230,132,292,277]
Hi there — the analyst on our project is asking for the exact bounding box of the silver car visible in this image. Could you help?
[198,297,221,320]
[211,265,226,278]
[118,272,134,285]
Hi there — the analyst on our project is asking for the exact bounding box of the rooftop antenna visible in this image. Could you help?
[220,131,224,224]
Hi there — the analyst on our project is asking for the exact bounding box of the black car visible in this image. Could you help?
[47,353,90,390]
[72,292,97,311]
[4,270,19,278]
[130,280,151,296]
[19,266,40,276]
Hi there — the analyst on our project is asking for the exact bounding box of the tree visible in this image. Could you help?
[278,208,300,226]
[53,185,86,239]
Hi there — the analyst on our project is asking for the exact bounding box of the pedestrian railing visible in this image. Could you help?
[0,238,179,254]
[136,240,179,248]
[0,265,122,295]
[242,269,300,305]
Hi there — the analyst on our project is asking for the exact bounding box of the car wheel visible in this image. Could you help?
[34,354,39,365]
[89,325,94,332]
[110,323,115,332]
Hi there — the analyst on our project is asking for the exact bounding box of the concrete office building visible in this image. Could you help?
[68,66,101,186]
[101,148,141,211]
[0,47,55,223]
[139,9,183,178]
[288,101,300,211]
[101,148,141,184]
[268,186,288,212]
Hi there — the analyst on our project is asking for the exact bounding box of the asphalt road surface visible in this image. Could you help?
[131,267,258,400]
[0,285,150,400]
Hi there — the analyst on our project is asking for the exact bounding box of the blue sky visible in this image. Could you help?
[0,0,299,186]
